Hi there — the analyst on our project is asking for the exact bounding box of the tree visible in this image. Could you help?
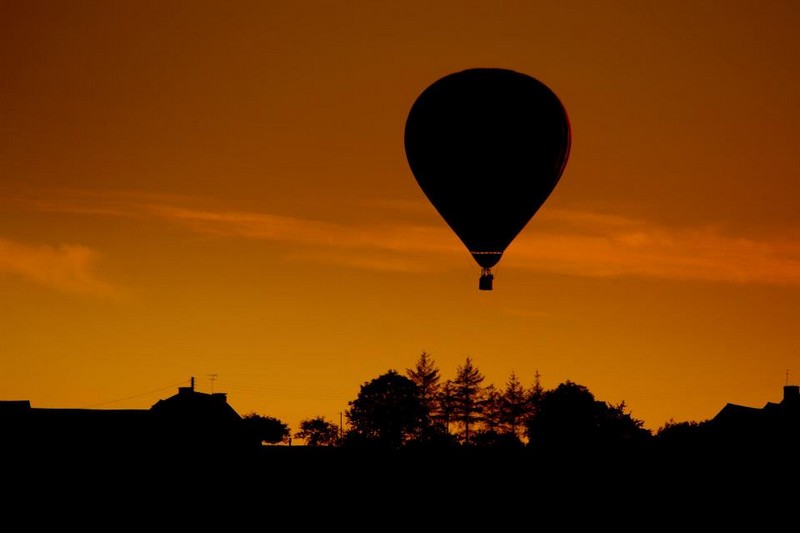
[435,380,456,436]
[406,351,441,429]
[501,371,530,440]
[525,381,596,452]
[406,351,441,405]
[481,383,504,434]
[241,413,291,445]
[472,383,524,449]
[597,400,651,446]
[452,356,485,445]
[294,416,341,446]
[527,370,544,415]
[345,370,424,450]
[654,419,710,454]
[524,380,651,453]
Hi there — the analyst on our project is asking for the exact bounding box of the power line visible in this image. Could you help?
[81,380,188,408]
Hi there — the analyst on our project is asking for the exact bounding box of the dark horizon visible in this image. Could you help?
[4,367,797,527]
[5,365,798,455]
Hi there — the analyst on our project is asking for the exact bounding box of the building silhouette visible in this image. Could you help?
[0,377,247,459]
[707,383,800,451]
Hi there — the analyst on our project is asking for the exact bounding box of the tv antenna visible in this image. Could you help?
[208,373,218,393]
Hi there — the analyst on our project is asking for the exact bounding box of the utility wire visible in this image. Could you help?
[81,380,188,408]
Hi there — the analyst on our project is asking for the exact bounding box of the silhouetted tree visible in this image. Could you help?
[406,351,442,436]
[656,419,707,440]
[452,357,485,445]
[345,370,424,450]
[470,380,525,450]
[435,380,456,435]
[525,380,595,451]
[295,416,340,446]
[528,370,544,412]
[241,413,290,445]
[482,383,504,434]
[654,418,711,456]
[501,371,530,440]
[596,400,652,449]
[525,380,650,453]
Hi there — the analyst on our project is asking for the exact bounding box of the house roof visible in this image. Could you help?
[150,386,242,421]
[711,385,800,434]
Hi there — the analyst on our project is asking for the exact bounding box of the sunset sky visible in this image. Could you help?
[2,0,799,436]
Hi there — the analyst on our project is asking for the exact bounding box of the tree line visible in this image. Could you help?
[243,351,701,452]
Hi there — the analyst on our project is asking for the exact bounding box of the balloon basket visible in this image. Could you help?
[479,271,494,291]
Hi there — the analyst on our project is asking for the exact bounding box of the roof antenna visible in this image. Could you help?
[786,369,790,386]
[208,373,218,394]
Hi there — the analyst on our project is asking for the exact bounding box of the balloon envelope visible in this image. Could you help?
[404,68,571,286]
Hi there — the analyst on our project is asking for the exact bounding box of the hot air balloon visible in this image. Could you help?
[404,68,571,290]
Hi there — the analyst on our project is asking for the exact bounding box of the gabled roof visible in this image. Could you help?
[710,386,800,434]
[150,386,241,421]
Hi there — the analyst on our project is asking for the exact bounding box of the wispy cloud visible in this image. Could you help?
[508,209,800,286]
[151,205,458,253]
[149,204,463,272]
[8,188,800,286]
[153,204,800,286]
[0,238,117,297]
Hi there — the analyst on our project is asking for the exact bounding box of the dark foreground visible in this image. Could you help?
[3,442,796,528]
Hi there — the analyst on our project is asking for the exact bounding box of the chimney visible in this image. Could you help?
[178,376,196,396]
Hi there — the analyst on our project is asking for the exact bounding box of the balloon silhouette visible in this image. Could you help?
[404,68,571,290]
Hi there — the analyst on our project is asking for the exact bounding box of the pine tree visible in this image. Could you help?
[406,351,441,435]
[452,356,485,445]
[501,371,529,440]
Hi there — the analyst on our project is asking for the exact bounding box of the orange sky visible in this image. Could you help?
[2,0,799,435]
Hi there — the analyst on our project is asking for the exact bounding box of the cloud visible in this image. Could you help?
[9,188,800,286]
[507,209,800,286]
[153,204,800,285]
[0,238,117,297]
[149,205,462,264]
